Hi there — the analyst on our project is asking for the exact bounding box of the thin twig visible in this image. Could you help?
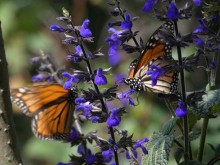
[197,117,209,161]
[71,24,119,165]
[173,20,190,164]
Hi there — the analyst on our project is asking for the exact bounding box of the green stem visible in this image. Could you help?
[115,1,140,51]
[173,21,190,164]
[197,117,209,161]
[71,25,119,165]
[164,97,184,134]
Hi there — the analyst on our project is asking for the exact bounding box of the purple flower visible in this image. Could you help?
[76,102,92,118]
[63,79,72,90]
[106,29,122,52]
[126,138,148,160]
[62,72,79,89]
[209,61,217,69]
[121,13,133,30]
[134,138,149,149]
[77,145,96,164]
[77,144,85,155]
[94,68,107,86]
[75,97,86,104]
[142,0,158,12]
[193,0,201,6]
[108,53,121,66]
[32,73,48,82]
[80,19,92,37]
[134,138,149,155]
[106,28,123,65]
[107,107,121,126]
[68,126,80,142]
[75,45,83,56]
[193,18,208,34]
[91,116,100,123]
[167,2,179,20]
[193,36,205,46]
[85,150,96,164]
[66,46,83,62]
[210,15,219,23]
[102,149,114,163]
[176,100,187,117]
[50,24,65,32]
[117,89,135,106]
[146,65,166,86]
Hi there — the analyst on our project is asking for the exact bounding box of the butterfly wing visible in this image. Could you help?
[132,21,174,75]
[135,58,178,94]
[128,58,139,78]
[11,83,75,140]
[126,21,177,94]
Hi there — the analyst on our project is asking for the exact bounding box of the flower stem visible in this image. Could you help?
[114,0,140,50]
[72,25,119,165]
[197,117,209,161]
[164,97,184,134]
[174,20,190,164]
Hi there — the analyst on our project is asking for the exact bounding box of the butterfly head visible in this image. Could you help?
[70,86,78,100]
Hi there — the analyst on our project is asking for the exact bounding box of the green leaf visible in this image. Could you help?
[189,89,220,118]
[215,144,220,156]
[188,111,198,131]
[142,131,174,165]
[207,144,220,165]
[208,143,220,156]
[210,105,220,114]
[208,143,216,152]
[188,131,201,141]
[174,147,184,164]
[177,131,200,143]
[162,118,178,135]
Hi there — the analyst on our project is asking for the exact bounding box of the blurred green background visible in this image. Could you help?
[1,0,220,164]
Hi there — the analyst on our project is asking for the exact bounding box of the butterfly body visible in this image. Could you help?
[11,83,77,140]
[124,21,178,94]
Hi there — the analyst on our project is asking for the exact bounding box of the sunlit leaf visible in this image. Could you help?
[188,111,198,131]
[162,118,178,135]
[174,147,184,164]
[189,89,220,117]
[142,131,174,165]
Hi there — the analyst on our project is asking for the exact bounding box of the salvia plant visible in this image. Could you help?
[13,0,220,164]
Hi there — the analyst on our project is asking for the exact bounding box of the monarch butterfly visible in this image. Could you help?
[123,21,178,94]
[11,83,77,140]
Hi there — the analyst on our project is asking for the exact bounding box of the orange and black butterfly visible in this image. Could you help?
[11,83,77,140]
[123,21,178,94]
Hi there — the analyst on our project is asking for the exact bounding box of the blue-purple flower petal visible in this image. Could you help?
[142,0,158,12]
[121,13,133,30]
[176,100,187,117]
[167,2,179,20]
[80,19,92,37]
[94,68,107,86]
